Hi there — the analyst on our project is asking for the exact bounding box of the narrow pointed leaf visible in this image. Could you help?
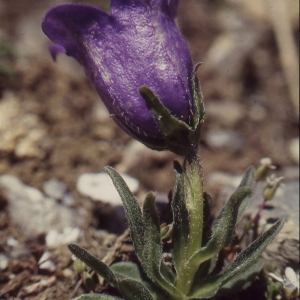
[202,192,213,227]
[142,192,162,281]
[111,261,167,300]
[189,187,252,266]
[189,218,284,298]
[110,262,143,281]
[104,167,145,262]
[72,295,123,300]
[142,193,177,291]
[236,166,256,223]
[68,244,117,287]
[171,161,190,272]
[119,279,154,300]
[218,257,264,295]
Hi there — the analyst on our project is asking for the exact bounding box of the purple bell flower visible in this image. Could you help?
[42,0,204,155]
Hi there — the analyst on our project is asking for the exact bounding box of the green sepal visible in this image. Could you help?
[139,86,196,156]
[142,193,178,294]
[104,167,145,263]
[72,295,123,300]
[68,244,117,287]
[119,279,154,300]
[171,161,190,272]
[191,63,205,140]
[189,187,252,266]
[189,218,284,299]
[160,223,173,240]
[236,166,256,223]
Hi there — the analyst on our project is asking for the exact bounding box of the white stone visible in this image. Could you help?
[77,172,139,205]
[38,251,56,272]
[46,227,81,247]
[43,179,67,200]
[0,253,9,270]
[205,129,244,151]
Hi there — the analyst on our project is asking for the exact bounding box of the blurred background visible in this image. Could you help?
[0,0,299,298]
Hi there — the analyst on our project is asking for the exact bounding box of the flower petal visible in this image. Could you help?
[42,4,111,60]
[42,3,194,141]
[48,43,66,61]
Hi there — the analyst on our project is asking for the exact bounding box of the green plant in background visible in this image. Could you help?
[41,1,285,299]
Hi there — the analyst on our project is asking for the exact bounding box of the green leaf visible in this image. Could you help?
[104,167,145,263]
[236,166,256,223]
[72,295,123,300]
[171,161,190,272]
[202,192,213,227]
[142,192,162,280]
[119,279,154,300]
[142,193,177,291]
[189,218,284,299]
[110,262,143,281]
[110,262,167,300]
[68,244,117,287]
[189,187,252,266]
[218,257,264,295]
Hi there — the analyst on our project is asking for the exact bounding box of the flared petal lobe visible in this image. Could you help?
[42,2,194,147]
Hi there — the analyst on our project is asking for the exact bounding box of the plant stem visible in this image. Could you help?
[175,151,204,294]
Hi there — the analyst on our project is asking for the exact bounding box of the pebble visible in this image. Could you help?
[205,129,244,152]
[43,179,67,200]
[45,227,81,247]
[38,251,56,272]
[0,175,83,238]
[0,253,9,270]
[43,179,75,207]
[76,172,139,205]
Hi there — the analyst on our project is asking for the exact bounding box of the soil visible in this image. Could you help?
[0,0,299,299]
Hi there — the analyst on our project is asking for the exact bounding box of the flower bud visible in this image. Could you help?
[256,157,276,181]
[73,257,86,273]
[262,175,284,201]
[83,272,96,291]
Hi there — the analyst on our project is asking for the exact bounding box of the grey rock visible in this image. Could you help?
[0,175,83,238]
